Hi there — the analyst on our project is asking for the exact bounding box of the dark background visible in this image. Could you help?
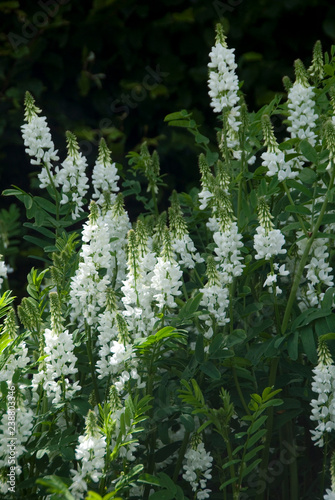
[0,0,335,293]
[1,0,334,196]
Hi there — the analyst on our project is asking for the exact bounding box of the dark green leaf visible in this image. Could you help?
[298,167,317,184]
[287,331,299,360]
[300,326,317,364]
[300,140,318,164]
[195,334,204,363]
[285,204,311,215]
[199,361,221,379]
[247,429,267,448]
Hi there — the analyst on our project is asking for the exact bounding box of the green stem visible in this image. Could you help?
[143,347,157,500]
[321,435,328,499]
[257,357,279,500]
[100,423,111,496]
[269,259,282,336]
[193,267,204,288]
[282,164,335,334]
[232,366,250,416]
[61,375,70,428]
[225,437,238,499]
[172,431,191,482]
[286,421,299,500]
[44,161,60,238]
[229,284,234,335]
[151,186,159,217]
[282,181,309,237]
[237,130,246,225]
[86,323,101,405]
[182,276,189,301]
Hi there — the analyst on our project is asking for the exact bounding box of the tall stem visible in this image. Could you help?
[256,357,279,500]
[172,431,191,482]
[44,161,60,238]
[86,323,101,405]
[321,436,328,499]
[282,181,309,237]
[232,366,250,416]
[282,165,335,334]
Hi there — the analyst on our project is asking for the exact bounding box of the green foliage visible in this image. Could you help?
[3,19,335,500]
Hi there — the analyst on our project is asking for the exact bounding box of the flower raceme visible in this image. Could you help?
[310,340,335,447]
[182,440,213,500]
[21,91,60,189]
[287,60,318,147]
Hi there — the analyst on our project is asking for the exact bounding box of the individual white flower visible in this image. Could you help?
[263,267,288,295]
[261,150,298,181]
[55,131,89,219]
[21,92,59,189]
[172,233,203,269]
[198,189,213,210]
[92,138,120,206]
[324,489,335,500]
[0,256,8,289]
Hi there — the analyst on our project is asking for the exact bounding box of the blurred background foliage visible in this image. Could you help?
[0,0,335,293]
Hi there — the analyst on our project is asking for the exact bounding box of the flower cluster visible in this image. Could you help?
[208,35,239,112]
[208,24,242,158]
[70,202,114,326]
[151,228,183,309]
[182,440,213,500]
[324,451,335,499]
[21,92,59,189]
[0,393,34,494]
[310,340,335,447]
[40,327,81,404]
[254,226,286,261]
[261,114,298,181]
[70,411,106,499]
[121,226,157,339]
[32,293,81,404]
[200,256,230,328]
[92,138,120,206]
[287,60,318,147]
[253,200,288,295]
[169,192,204,269]
[213,221,244,284]
[0,309,29,390]
[297,233,334,308]
[55,131,89,219]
